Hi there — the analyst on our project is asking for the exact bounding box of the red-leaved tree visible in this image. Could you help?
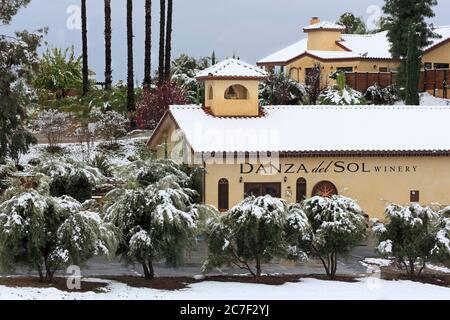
[136,82,189,130]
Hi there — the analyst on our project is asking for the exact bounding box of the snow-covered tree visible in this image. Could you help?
[300,196,367,279]
[203,195,310,277]
[374,204,449,278]
[0,191,116,282]
[96,110,129,144]
[32,110,71,149]
[259,72,306,106]
[432,207,450,261]
[104,170,199,279]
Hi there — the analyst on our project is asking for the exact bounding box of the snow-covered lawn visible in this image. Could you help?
[0,277,449,300]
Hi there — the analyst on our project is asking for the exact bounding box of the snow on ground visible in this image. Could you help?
[426,264,450,274]
[19,137,148,167]
[360,258,393,267]
[0,277,449,300]
[396,93,450,106]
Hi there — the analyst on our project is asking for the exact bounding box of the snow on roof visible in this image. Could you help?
[303,21,346,31]
[165,105,450,153]
[258,26,450,64]
[339,32,392,59]
[427,26,450,50]
[195,59,268,80]
[257,38,308,64]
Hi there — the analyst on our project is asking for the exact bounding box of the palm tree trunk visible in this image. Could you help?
[126,0,135,115]
[81,0,89,96]
[143,0,152,87]
[164,0,173,82]
[104,0,112,90]
[158,0,166,85]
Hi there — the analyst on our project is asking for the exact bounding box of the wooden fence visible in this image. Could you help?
[345,69,450,99]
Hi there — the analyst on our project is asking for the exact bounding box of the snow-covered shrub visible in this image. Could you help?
[319,87,367,105]
[0,191,116,282]
[432,208,450,262]
[96,110,129,144]
[104,169,200,279]
[373,203,448,279]
[259,72,307,106]
[364,84,399,105]
[203,195,310,277]
[300,196,367,279]
[32,110,71,149]
[36,157,104,202]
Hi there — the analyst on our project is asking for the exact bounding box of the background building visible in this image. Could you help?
[257,17,450,88]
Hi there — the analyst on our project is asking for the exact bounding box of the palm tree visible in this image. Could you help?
[158,0,166,85]
[126,0,135,115]
[164,0,173,81]
[143,0,152,87]
[104,0,112,90]
[81,0,89,96]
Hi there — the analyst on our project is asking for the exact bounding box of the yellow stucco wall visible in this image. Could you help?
[204,79,260,117]
[306,30,344,51]
[423,41,450,68]
[204,156,450,220]
[286,56,400,86]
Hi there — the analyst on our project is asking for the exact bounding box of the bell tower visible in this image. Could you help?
[195,59,268,117]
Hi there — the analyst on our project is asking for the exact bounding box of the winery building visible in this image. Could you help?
[148,59,450,219]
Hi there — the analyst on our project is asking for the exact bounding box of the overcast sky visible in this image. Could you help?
[4,0,450,84]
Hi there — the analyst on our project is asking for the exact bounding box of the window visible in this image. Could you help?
[312,181,338,198]
[379,67,388,73]
[218,179,229,211]
[424,63,433,70]
[337,67,353,73]
[434,63,450,69]
[296,178,307,203]
[224,85,249,100]
[244,183,281,198]
[208,86,214,100]
[410,190,420,202]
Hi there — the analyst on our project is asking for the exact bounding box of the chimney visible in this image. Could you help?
[309,17,320,25]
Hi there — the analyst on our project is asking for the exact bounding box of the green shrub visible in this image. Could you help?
[66,172,92,203]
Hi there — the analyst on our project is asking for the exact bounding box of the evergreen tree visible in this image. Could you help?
[405,25,421,105]
[0,192,116,282]
[211,51,217,65]
[104,0,112,90]
[337,12,367,34]
[300,196,367,279]
[81,0,89,96]
[164,0,173,81]
[383,0,438,104]
[0,0,40,163]
[373,203,450,279]
[143,0,152,87]
[203,195,309,277]
[104,161,199,279]
[158,0,166,85]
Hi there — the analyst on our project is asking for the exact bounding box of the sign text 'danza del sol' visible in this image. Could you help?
[240,161,419,175]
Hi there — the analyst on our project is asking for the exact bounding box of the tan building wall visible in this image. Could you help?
[204,79,260,117]
[423,41,450,68]
[204,156,450,220]
[306,30,344,51]
[286,56,400,86]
